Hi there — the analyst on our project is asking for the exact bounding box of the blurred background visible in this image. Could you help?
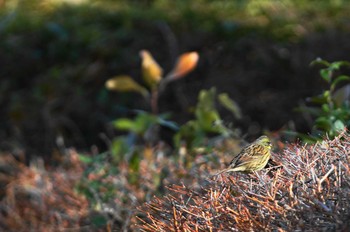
[1,0,350,159]
[1,0,350,230]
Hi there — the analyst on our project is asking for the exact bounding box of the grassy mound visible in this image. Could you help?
[1,132,349,231]
[137,131,350,231]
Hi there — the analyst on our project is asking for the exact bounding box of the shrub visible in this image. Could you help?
[294,59,350,142]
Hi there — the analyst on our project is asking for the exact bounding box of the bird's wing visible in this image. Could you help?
[230,144,264,167]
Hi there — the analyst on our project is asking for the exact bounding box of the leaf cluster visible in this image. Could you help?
[175,87,241,150]
[295,58,350,142]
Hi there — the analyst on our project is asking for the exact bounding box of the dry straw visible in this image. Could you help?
[137,131,350,231]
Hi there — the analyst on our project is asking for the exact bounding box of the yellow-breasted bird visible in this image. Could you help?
[216,135,272,174]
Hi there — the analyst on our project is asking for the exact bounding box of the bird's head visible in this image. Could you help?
[255,135,272,150]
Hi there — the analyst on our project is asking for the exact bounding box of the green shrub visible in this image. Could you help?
[295,58,350,142]
[174,87,241,150]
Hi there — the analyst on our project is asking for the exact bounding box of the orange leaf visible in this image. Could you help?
[167,51,199,81]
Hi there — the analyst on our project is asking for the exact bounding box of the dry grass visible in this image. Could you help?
[1,132,350,231]
[137,131,350,231]
[0,150,90,231]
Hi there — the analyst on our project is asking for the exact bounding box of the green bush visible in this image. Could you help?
[174,87,241,150]
[295,58,350,142]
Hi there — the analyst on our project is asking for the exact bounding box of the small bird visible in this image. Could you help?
[216,135,272,174]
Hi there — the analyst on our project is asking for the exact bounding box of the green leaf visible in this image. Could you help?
[134,113,157,134]
[111,137,128,162]
[105,75,149,97]
[323,90,330,99]
[320,69,331,83]
[321,104,330,113]
[113,118,135,131]
[329,61,350,70]
[128,150,141,184]
[218,93,242,119]
[157,118,179,130]
[174,120,197,148]
[307,95,327,104]
[310,58,330,67]
[195,88,221,132]
[315,117,331,131]
[333,120,345,132]
[113,113,158,134]
[78,154,93,164]
[197,87,216,110]
[331,75,350,91]
[197,110,221,132]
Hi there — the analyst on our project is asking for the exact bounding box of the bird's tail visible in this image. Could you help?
[213,168,229,176]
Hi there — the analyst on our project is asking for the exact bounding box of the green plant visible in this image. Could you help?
[75,50,200,212]
[174,87,241,150]
[103,50,199,161]
[106,50,199,114]
[105,50,199,146]
[296,58,350,142]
